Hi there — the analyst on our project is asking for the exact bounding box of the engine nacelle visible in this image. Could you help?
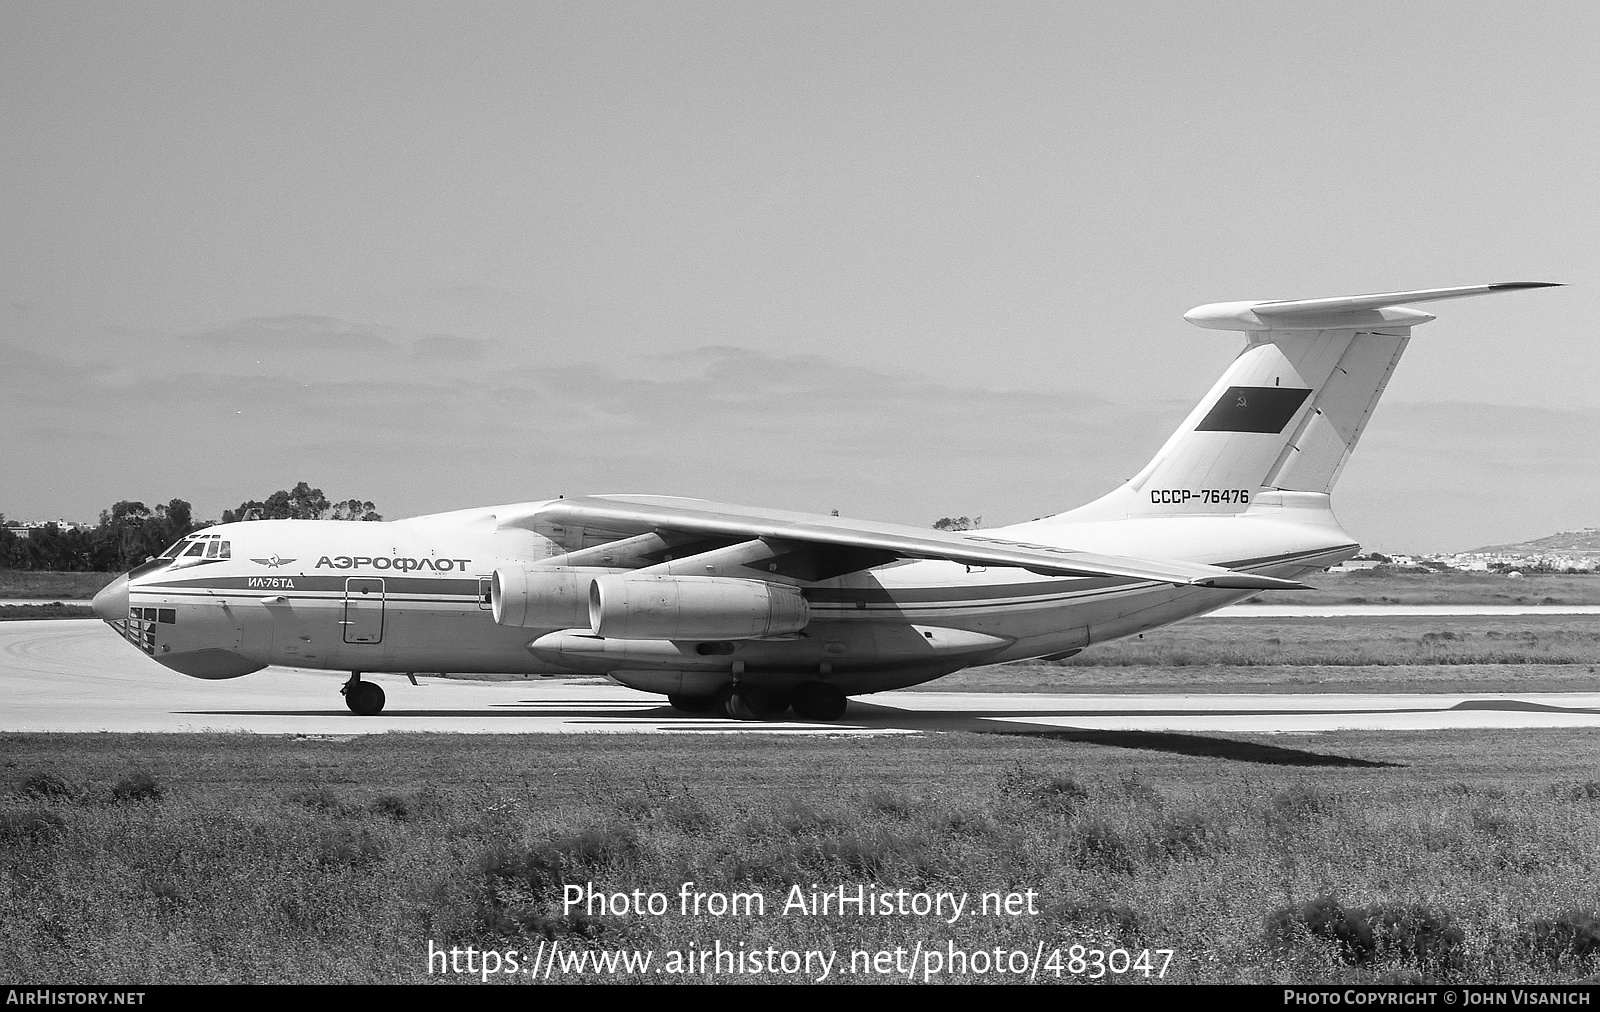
[491,567,593,629]
[589,575,809,640]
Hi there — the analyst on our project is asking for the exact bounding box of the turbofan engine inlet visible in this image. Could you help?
[491,567,593,629]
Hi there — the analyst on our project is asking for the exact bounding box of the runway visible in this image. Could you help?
[6,619,1600,736]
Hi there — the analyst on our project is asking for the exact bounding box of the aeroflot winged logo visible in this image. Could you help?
[251,555,297,568]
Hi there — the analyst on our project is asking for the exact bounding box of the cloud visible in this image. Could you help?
[190,315,395,353]
[411,334,491,361]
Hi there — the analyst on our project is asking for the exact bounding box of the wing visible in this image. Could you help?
[499,494,1307,591]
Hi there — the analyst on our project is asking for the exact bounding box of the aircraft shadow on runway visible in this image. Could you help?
[835,701,1406,767]
[981,728,1401,767]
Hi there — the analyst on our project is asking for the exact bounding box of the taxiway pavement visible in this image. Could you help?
[6,619,1600,736]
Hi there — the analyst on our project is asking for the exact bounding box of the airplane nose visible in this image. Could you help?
[92,574,130,622]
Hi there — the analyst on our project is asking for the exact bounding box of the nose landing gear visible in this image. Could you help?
[341,672,386,715]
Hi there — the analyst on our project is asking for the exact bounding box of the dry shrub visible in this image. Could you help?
[1564,782,1600,802]
[370,794,411,821]
[1119,772,1160,805]
[1054,900,1144,939]
[1366,903,1467,969]
[998,764,1089,814]
[147,881,185,913]
[812,828,941,878]
[314,825,386,868]
[616,787,714,833]
[0,808,66,846]
[1529,910,1600,962]
[18,772,77,801]
[111,771,162,803]
[464,830,640,941]
[1270,783,1335,822]
[864,788,918,820]
[935,808,999,838]
[1151,811,1220,860]
[1471,806,1515,840]
[532,826,641,876]
[1266,895,1465,970]
[1071,817,1134,873]
[777,798,843,835]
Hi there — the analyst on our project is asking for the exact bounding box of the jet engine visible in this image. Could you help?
[491,567,593,629]
[588,574,808,640]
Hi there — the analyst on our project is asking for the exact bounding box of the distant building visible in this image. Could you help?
[1329,559,1383,572]
[3,519,92,539]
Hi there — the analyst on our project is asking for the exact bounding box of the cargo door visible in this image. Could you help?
[342,577,385,644]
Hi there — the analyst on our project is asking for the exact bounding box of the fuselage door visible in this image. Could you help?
[342,578,385,644]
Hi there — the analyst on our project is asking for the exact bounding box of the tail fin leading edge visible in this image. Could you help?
[1061,282,1560,522]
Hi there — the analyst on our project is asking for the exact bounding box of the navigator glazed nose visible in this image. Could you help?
[92,574,129,622]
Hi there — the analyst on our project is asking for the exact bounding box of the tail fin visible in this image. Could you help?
[1061,283,1560,521]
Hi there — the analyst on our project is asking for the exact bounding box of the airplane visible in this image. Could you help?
[91,282,1559,720]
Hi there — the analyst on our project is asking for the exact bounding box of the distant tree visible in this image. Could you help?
[96,501,153,569]
[164,498,194,536]
[933,516,982,532]
[329,498,382,522]
[223,482,381,523]
[89,500,197,569]
[266,481,331,520]
[0,496,199,571]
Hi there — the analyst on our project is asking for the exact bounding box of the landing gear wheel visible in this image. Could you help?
[791,683,847,721]
[342,679,386,715]
[727,686,788,721]
[668,693,718,714]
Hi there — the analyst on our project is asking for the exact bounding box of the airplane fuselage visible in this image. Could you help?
[104,494,1356,697]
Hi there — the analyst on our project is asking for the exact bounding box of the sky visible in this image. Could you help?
[3,2,1597,553]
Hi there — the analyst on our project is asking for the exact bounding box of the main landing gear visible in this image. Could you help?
[667,682,847,722]
[341,672,386,715]
[790,682,847,721]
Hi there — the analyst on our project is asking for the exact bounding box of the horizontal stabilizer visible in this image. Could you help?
[1185,282,1561,332]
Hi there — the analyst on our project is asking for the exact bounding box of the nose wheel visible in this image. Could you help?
[341,673,386,715]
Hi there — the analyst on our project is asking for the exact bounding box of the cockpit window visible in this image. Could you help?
[151,532,231,569]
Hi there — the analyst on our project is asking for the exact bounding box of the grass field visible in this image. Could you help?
[0,603,96,620]
[932,613,1600,695]
[1253,569,1600,607]
[0,570,115,600]
[5,730,1600,984]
